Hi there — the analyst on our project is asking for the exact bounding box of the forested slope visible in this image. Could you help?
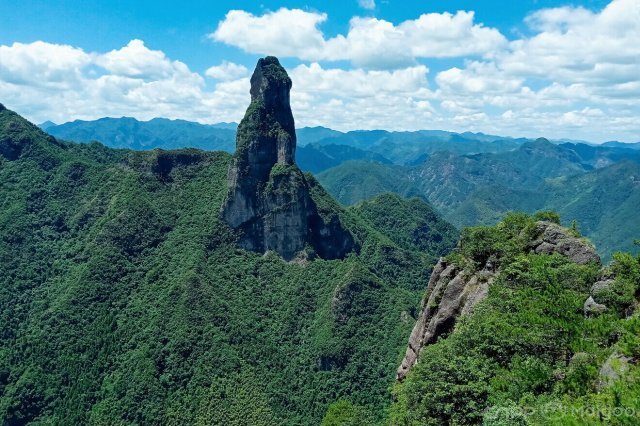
[0,103,456,425]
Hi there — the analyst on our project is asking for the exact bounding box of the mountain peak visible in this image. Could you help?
[0,103,5,111]
[221,57,356,260]
[249,56,292,108]
[236,56,296,170]
[521,137,556,152]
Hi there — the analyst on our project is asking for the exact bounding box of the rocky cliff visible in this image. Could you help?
[221,57,356,260]
[397,220,601,380]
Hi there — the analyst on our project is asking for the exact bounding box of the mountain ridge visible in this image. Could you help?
[0,62,457,424]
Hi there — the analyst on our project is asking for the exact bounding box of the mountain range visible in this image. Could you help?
[0,60,458,424]
[2,56,640,425]
[42,116,640,261]
[317,139,640,261]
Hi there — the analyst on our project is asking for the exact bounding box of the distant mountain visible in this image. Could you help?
[602,141,640,150]
[318,139,640,261]
[297,143,391,173]
[37,120,57,130]
[317,161,420,205]
[296,126,343,145]
[311,130,526,164]
[560,142,640,168]
[43,117,540,167]
[44,117,237,151]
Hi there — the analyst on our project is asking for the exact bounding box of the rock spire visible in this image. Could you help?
[221,56,356,260]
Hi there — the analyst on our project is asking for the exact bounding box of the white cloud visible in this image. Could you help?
[0,41,91,88]
[210,9,329,60]
[288,63,434,130]
[358,0,375,10]
[427,0,640,139]
[205,61,249,80]
[501,0,640,87]
[95,39,193,80]
[1,0,639,142]
[210,8,507,68]
[0,40,246,125]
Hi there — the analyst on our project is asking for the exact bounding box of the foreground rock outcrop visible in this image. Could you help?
[396,257,495,380]
[221,57,356,260]
[397,220,601,380]
[530,221,600,264]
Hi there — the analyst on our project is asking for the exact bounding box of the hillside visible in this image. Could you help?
[317,161,420,205]
[351,193,458,260]
[0,65,458,424]
[3,94,640,424]
[391,214,640,425]
[317,140,640,261]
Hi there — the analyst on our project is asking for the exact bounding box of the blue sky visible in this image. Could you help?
[0,0,638,141]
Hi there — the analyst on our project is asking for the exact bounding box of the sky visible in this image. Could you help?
[0,0,638,142]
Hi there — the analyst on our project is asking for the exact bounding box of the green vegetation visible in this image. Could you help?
[46,115,640,262]
[45,116,236,151]
[0,107,456,424]
[3,104,640,425]
[318,141,640,261]
[391,213,640,425]
[258,56,292,84]
[351,193,458,261]
[317,161,418,206]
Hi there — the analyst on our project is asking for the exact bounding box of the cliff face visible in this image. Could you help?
[221,57,356,260]
[396,257,495,381]
[397,220,601,380]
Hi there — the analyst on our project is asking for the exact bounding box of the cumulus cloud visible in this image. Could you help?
[289,63,434,129]
[1,0,639,142]
[205,61,249,80]
[210,8,506,68]
[95,39,194,80]
[210,9,329,60]
[0,40,245,124]
[428,0,640,139]
[0,41,91,88]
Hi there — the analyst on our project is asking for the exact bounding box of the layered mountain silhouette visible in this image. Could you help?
[317,138,640,260]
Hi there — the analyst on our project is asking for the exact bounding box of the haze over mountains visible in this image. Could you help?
[41,116,640,260]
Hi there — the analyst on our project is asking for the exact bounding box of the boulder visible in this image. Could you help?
[597,352,633,390]
[584,296,608,317]
[531,221,601,265]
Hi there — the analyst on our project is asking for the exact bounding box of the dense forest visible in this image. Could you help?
[43,116,640,262]
[0,103,458,424]
[2,86,640,424]
[391,213,640,425]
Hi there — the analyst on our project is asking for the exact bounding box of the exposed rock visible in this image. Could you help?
[221,57,356,260]
[584,296,608,317]
[592,278,616,296]
[583,275,616,315]
[531,221,601,265]
[398,221,603,381]
[396,258,494,380]
[597,352,634,390]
